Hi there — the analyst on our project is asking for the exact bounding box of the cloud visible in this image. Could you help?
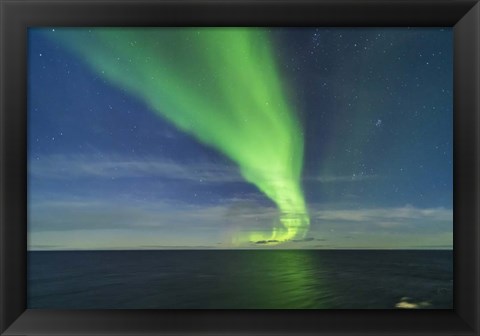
[305,174,379,183]
[303,205,452,249]
[312,205,452,224]
[28,244,62,250]
[253,240,279,244]
[30,154,381,187]
[291,237,315,243]
[136,245,216,249]
[28,182,452,249]
[29,196,279,234]
[29,153,244,183]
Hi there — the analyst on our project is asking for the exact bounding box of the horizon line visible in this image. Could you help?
[27,247,454,252]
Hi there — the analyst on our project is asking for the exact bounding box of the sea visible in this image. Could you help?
[27,250,453,309]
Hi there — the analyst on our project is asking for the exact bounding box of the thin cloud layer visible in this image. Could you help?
[29,193,453,250]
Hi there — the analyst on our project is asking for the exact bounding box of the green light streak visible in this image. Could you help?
[53,28,309,244]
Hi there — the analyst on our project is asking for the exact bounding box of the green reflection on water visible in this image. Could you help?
[215,250,331,309]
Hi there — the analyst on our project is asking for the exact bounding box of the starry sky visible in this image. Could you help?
[28,27,453,250]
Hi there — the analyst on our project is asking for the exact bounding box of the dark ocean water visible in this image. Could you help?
[28,250,453,309]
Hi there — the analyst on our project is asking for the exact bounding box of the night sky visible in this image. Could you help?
[28,28,453,250]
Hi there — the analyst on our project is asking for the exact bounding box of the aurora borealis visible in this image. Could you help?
[52,28,309,244]
[27,28,453,250]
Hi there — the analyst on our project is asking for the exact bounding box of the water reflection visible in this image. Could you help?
[28,250,452,309]
[217,250,331,309]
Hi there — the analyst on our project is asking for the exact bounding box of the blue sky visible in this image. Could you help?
[28,28,452,250]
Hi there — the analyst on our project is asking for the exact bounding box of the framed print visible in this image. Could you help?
[1,0,479,335]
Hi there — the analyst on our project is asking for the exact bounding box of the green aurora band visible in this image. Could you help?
[53,28,310,245]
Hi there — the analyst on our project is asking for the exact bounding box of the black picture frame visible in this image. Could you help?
[1,0,479,335]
